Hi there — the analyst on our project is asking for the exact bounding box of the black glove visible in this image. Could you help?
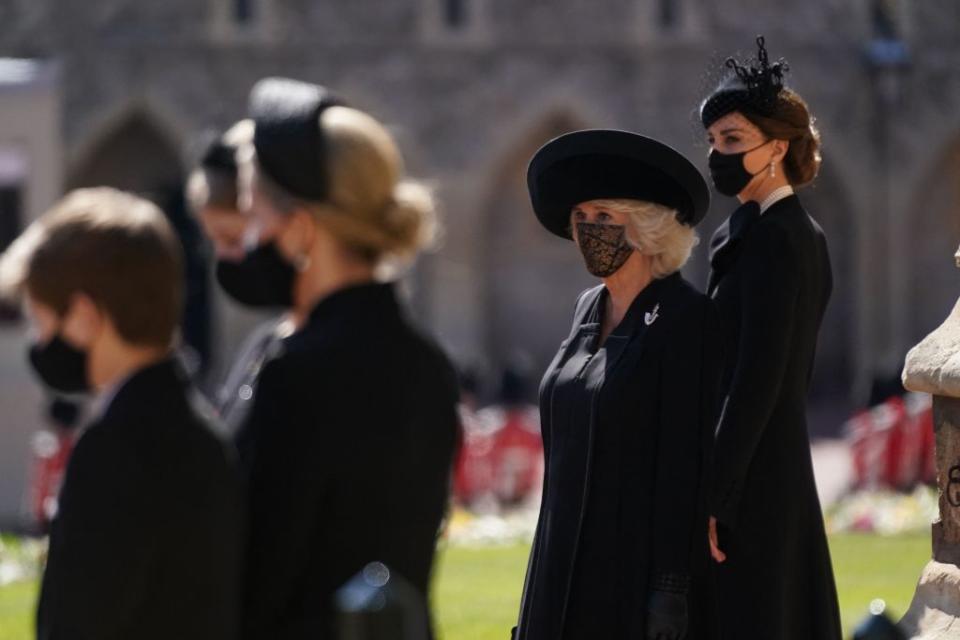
[645,574,690,640]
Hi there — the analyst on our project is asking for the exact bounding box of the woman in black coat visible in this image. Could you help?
[514,130,722,640]
[700,38,842,639]
[230,78,460,639]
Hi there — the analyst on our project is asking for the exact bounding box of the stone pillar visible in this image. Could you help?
[899,254,960,638]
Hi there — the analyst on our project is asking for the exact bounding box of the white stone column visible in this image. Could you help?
[899,254,960,638]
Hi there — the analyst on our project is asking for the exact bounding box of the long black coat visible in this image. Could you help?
[37,359,244,640]
[238,282,459,639]
[707,194,842,639]
[516,273,722,640]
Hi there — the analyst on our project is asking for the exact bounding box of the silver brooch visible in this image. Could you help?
[644,304,660,326]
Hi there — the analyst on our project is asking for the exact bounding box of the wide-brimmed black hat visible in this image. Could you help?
[527,129,710,238]
[700,36,788,130]
[248,77,345,201]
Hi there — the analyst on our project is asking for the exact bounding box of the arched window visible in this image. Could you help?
[444,0,467,29]
[658,0,679,29]
[234,0,256,25]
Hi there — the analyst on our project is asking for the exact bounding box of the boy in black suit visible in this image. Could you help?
[1,188,243,640]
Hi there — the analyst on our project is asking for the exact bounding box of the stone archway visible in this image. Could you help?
[481,110,595,397]
[801,166,858,435]
[67,110,184,196]
[67,109,213,376]
[908,134,960,348]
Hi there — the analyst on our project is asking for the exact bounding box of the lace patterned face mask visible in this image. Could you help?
[575,222,635,278]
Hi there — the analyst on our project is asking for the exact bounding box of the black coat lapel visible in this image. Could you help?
[707,201,761,295]
[601,274,676,378]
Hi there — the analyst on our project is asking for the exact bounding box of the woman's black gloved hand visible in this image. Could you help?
[645,573,690,640]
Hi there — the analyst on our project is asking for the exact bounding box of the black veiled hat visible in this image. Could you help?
[248,77,345,201]
[527,129,711,239]
[700,36,789,130]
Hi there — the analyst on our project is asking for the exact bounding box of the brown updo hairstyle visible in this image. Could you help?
[743,88,821,188]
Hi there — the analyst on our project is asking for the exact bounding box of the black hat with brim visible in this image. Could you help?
[248,77,345,201]
[527,129,710,239]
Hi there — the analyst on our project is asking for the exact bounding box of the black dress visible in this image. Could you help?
[238,282,460,640]
[515,272,722,640]
[707,195,842,639]
[37,359,244,640]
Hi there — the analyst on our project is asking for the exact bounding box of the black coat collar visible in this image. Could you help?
[588,271,680,338]
[303,282,401,332]
[99,357,188,425]
[707,195,802,295]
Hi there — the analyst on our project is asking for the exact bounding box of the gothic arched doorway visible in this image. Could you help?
[908,135,960,348]
[482,111,595,400]
[802,166,858,436]
[68,110,212,376]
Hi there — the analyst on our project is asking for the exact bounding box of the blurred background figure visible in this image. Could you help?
[26,398,81,534]
[453,360,544,514]
[186,120,293,434]
[233,77,459,639]
[484,362,542,509]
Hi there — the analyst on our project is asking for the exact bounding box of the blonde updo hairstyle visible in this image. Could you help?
[250,106,436,271]
[587,199,699,278]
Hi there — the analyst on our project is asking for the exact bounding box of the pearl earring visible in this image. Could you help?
[294,254,312,272]
[769,162,776,178]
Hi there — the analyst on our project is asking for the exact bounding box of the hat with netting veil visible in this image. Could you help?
[700,36,789,129]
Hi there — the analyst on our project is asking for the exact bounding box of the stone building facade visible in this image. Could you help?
[0,0,958,526]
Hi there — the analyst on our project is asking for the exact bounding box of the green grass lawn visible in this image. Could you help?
[0,533,931,639]
[0,580,37,640]
[432,533,931,639]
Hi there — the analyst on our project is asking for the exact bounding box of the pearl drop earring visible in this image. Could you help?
[295,254,312,272]
[769,162,776,178]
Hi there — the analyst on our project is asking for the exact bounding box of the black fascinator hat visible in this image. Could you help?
[700,36,789,129]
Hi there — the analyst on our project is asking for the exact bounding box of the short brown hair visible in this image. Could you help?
[743,88,822,187]
[5,188,183,347]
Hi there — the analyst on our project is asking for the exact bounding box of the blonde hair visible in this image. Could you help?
[589,199,699,278]
[249,106,436,272]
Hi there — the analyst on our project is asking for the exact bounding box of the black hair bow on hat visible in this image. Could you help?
[700,36,789,129]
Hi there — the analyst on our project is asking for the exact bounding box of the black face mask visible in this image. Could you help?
[28,334,90,394]
[215,241,297,308]
[575,222,635,278]
[708,141,771,197]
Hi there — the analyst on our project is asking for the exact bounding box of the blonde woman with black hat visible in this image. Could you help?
[514,130,722,640]
[700,37,841,639]
[232,78,459,639]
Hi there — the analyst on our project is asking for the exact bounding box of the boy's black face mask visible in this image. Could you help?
[28,334,90,394]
